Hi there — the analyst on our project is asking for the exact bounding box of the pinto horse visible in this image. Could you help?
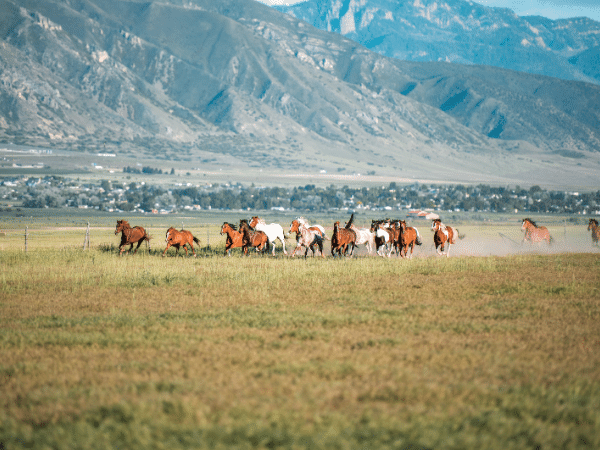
[115,220,151,256]
[331,220,356,257]
[398,220,422,259]
[163,227,201,257]
[239,219,269,256]
[290,220,324,258]
[220,222,244,256]
[249,216,287,256]
[521,218,553,245]
[289,217,328,241]
[588,219,600,246]
[431,218,459,257]
[370,220,393,257]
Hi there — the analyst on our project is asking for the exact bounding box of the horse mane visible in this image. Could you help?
[591,218,599,226]
[224,222,237,231]
[523,218,538,227]
[345,213,355,229]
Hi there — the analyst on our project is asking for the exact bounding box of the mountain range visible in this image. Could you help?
[0,0,599,188]
[274,0,600,85]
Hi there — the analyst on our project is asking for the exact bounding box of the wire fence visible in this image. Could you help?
[0,218,595,255]
[0,223,225,253]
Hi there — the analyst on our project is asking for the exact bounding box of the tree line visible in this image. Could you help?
[2,176,599,216]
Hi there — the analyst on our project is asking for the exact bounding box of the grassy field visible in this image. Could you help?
[1,214,599,449]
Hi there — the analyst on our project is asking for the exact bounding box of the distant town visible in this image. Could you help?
[1,174,599,217]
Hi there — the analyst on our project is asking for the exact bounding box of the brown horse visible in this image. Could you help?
[588,219,600,246]
[331,220,356,257]
[220,222,244,256]
[163,227,201,257]
[521,218,553,245]
[398,220,422,259]
[239,219,269,256]
[431,218,459,257]
[115,220,151,256]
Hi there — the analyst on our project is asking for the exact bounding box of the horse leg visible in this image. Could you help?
[291,244,301,257]
[133,240,144,254]
[162,243,171,257]
[280,237,287,256]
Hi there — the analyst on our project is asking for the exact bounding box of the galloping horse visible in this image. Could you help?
[398,220,422,259]
[115,220,151,256]
[290,220,324,258]
[239,219,269,256]
[289,217,328,241]
[349,223,375,255]
[331,220,356,257]
[431,218,459,257]
[220,222,244,256]
[163,227,201,257]
[370,220,393,257]
[521,218,553,245]
[249,217,288,256]
[588,219,600,246]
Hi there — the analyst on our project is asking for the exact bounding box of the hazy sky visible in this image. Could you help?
[257,0,600,22]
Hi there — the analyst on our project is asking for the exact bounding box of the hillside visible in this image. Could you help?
[0,0,599,188]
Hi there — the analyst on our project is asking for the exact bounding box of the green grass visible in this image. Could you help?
[1,242,599,449]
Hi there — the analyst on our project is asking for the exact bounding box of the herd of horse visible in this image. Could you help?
[114,217,600,258]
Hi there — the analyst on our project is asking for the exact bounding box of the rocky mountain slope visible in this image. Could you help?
[0,0,599,187]
[274,0,600,84]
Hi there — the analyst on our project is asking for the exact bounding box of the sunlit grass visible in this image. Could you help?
[1,241,599,448]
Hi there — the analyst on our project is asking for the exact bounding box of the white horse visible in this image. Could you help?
[290,221,324,258]
[250,216,288,256]
[350,224,375,255]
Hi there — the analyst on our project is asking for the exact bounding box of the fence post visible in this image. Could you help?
[25,226,28,253]
[83,222,90,250]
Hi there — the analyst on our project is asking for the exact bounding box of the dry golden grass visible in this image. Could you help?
[1,224,599,449]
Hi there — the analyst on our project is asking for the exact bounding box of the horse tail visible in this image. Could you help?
[548,234,554,245]
[415,228,422,246]
[457,229,466,240]
[193,236,201,245]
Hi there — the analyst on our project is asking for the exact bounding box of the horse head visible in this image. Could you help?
[115,220,129,235]
[221,222,236,235]
[249,216,263,228]
[289,219,300,235]
[239,219,251,232]
[522,218,535,230]
[588,219,598,230]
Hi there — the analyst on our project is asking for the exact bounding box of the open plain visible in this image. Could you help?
[1,213,599,449]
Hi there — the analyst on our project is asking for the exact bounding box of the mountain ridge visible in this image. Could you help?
[274,0,600,85]
[0,0,599,188]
